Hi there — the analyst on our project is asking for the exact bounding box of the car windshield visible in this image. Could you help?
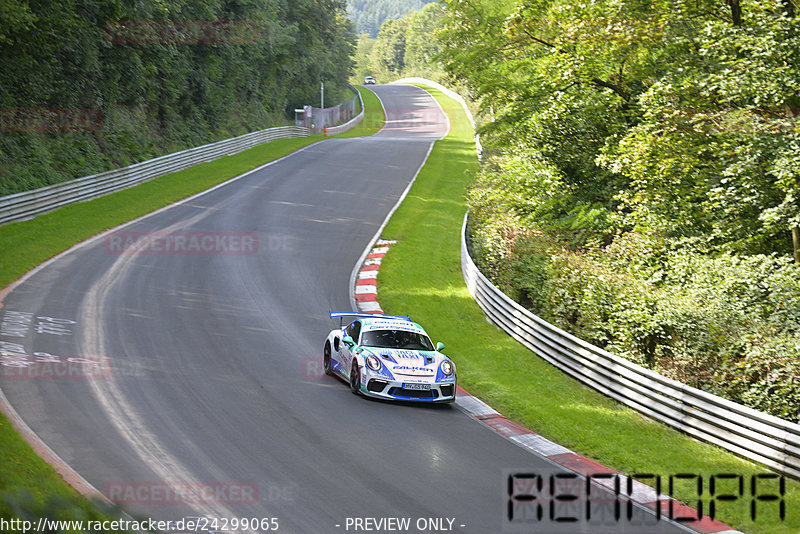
[360,329,434,351]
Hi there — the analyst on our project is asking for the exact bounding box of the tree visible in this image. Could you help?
[440,0,800,258]
[373,17,408,75]
[403,3,445,73]
[0,0,356,195]
[347,0,437,37]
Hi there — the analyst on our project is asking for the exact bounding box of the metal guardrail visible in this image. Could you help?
[0,126,309,226]
[324,84,365,137]
[298,85,361,135]
[461,213,800,479]
[393,77,482,159]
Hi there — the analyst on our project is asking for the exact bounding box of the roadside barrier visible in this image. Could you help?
[0,126,309,225]
[324,85,364,137]
[461,213,800,480]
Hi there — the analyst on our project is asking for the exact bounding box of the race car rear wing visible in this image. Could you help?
[329,310,411,327]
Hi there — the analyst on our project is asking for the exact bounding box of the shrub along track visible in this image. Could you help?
[375,83,799,534]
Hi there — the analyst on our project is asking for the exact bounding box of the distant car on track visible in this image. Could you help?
[324,311,456,402]
[364,76,376,85]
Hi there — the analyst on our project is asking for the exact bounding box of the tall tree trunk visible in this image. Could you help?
[728,0,743,26]
[793,227,800,264]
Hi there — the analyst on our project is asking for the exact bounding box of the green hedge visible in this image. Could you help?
[469,217,800,423]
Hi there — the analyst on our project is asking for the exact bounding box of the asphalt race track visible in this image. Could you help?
[0,85,687,533]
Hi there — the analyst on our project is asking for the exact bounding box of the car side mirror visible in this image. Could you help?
[342,335,355,348]
[436,342,445,352]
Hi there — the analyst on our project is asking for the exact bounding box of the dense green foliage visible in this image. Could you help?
[378,84,800,534]
[352,2,446,83]
[440,0,800,421]
[0,0,355,196]
[470,221,800,421]
[346,0,437,38]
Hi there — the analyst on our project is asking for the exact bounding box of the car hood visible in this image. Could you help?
[364,348,443,377]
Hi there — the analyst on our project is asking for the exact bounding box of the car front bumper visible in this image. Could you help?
[361,377,456,403]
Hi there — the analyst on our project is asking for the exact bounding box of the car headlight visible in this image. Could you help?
[365,354,382,371]
[440,360,454,376]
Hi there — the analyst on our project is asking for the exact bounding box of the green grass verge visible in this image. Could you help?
[376,84,799,534]
[0,416,127,524]
[328,86,385,138]
[0,91,386,524]
[0,136,321,290]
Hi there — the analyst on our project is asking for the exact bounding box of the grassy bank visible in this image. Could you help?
[0,136,320,290]
[376,84,799,534]
[335,86,385,138]
[0,89,382,523]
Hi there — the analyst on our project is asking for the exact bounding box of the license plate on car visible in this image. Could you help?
[403,383,431,391]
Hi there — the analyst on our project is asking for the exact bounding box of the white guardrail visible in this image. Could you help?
[324,84,365,137]
[393,77,482,158]
[0,125,309,226]
[461,214,800,479]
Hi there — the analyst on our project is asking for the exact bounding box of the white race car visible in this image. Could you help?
[323,311,456,402]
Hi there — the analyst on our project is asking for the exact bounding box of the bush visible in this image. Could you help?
[469,220,800,423]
